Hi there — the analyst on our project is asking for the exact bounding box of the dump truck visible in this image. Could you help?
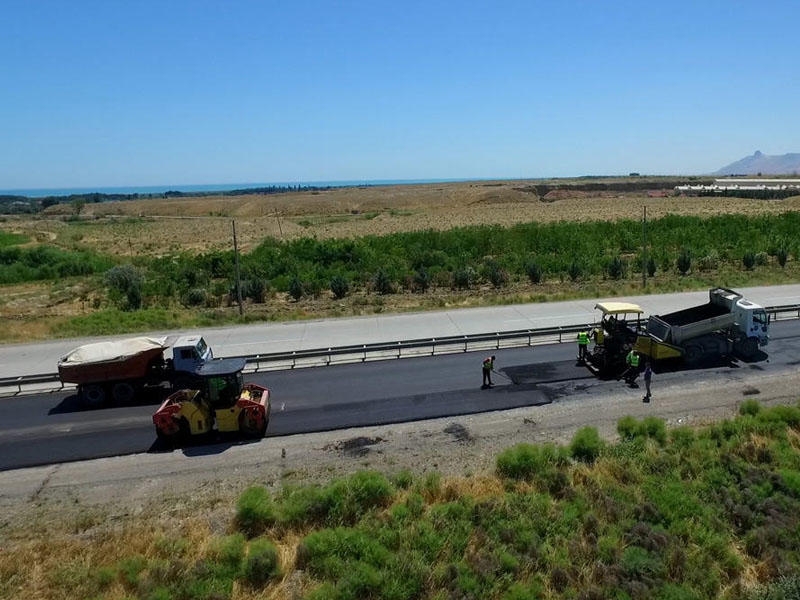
[634,287,769,364]
[152,357,270,442]
[586,288,768,377]
[58,335,214,407]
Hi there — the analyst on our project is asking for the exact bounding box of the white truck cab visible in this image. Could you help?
[171,335,214,373]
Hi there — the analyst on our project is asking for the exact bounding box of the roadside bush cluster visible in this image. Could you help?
[1,213,796,308]
[33,403,800,599]
[0,244,112,284]
[136,212,799,304]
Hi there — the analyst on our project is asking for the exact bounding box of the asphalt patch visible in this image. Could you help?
[325,435,384,457]
[443,422,474,444]
[503,360,593,385]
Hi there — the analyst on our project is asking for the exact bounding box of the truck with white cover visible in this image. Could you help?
[58,335,214,407]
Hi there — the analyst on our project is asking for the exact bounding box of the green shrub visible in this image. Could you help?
[567,260,582,281]
[697,252,719,271]
[288,276,304,300]
[236,486,277,537]
[742,251,756,270]
[617,415,639,441]
[570,426,604,463]
[413,267,430,292]
[452,267,473,290]
[330,275,350,299]
[373,269,394,294]
[242,537,280,586]
[669,426,695,448]
[296,528,391,577]
[117,555,147,589]
[105,264,143,310]
[419,471,442,501]
[777,247,789,267]
[640,417,667,445]
[525,260,543,284]
[646,256,657,277]
[502,581,545,599]
[277,484,330,528]
[606,255,625,279]
[486,263,509,288]
[207,533,246,569]
[744,574,800,600]
[739,399,762,416]
[392,469,413,489]
[496,443,567,480]
[621,545,665,579]
[757,404,800,427]
[242,277,268,302]
[326,471,394,525]
[676,248,692,275]
[182,287,208,307]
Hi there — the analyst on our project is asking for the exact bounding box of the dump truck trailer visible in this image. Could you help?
[635,288,769,364]
[58,335,214,407]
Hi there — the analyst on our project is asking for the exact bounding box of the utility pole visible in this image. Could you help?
[232,220,243,316]
[642,205,647,288]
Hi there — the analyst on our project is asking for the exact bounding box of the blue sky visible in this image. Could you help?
[1,1,797,190]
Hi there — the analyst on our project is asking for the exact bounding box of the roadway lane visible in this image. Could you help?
[1,284,797,378]
[0,342,586,470]
[2,319,799,471]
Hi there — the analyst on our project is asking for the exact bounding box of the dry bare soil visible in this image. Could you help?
[14,179,800,255]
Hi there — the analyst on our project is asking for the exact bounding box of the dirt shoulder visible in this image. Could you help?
[1,363,797,539]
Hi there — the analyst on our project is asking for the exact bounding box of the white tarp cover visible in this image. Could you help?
[59,337,168,365]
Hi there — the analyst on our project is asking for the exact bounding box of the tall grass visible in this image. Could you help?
[7,405,799,599]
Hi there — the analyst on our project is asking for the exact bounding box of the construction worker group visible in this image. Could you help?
[578,326,651,399]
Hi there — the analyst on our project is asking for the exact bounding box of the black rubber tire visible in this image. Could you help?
[81,384,107,409]
[112,382,135,405]
[684,345,702,364]
[740,337,759,359]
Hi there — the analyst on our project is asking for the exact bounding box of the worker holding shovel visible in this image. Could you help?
[482,355,496,389]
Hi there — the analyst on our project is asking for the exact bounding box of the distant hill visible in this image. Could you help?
[715,150,800,176]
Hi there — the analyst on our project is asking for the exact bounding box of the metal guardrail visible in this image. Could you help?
[2,303,798,396]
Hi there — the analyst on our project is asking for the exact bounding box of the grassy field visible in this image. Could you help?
[1,179,800,342]
[3,403,800,599]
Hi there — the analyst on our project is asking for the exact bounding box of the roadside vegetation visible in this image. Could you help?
[3,402,800,599]
[0,212,799,340]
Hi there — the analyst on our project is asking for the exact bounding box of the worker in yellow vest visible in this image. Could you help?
[577,330,590,363]
[623,349,640,385]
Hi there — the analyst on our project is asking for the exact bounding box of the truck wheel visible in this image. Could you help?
[112,382,135,405]
[684,345,702,365]
[740,337,759,359]
[81,385,107,408]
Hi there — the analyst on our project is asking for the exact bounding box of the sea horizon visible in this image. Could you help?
[0,177,491,199]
